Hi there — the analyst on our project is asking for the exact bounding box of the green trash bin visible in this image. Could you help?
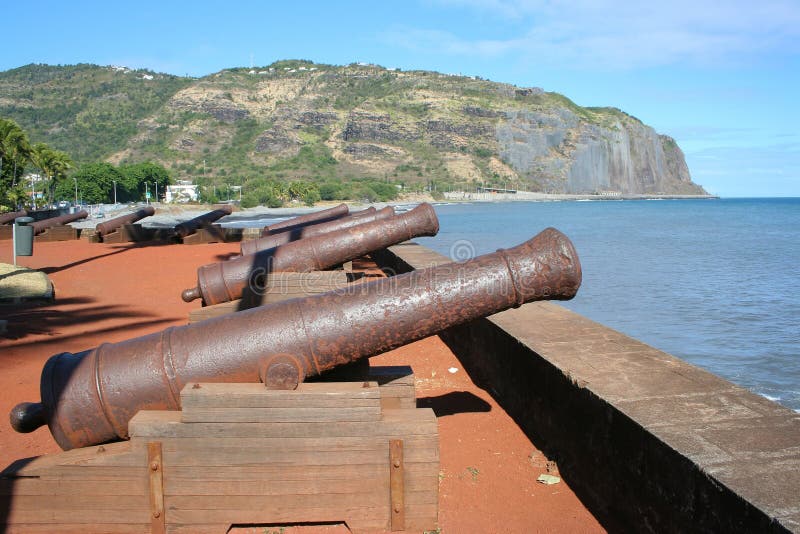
[14,216,34,257]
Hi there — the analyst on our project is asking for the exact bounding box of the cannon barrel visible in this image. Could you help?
[261,203,349,236]
[95,206,155,236]
[174,205,233,238]
[182,203,438,305]
[10,227,581,450]
[30,211,88,235]
[0,210,27,225]
[241,206,394,256]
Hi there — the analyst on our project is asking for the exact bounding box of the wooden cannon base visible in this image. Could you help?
[181,225,243,245]
[35,225,80,242]
[100,224,157,244]
[0,225,79,242]
[0,366,438,533]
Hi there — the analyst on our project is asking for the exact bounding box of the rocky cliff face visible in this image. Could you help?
[0,62,707,195]
[496,109,699,194]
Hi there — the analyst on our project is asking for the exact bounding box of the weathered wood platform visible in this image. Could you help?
[35,225,79,242]
[0,224,78,241]
[0,367,438,533]
[181,225,242,245]
[101,224,155,244]
[188,270,350,323]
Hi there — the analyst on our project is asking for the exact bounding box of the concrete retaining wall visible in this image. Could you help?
[373,243,800,533]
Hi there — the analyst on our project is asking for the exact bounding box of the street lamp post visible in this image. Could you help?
[73,177,78,206]
[145,182,149,205]
[113,180,117,204]
[153,182,158,203]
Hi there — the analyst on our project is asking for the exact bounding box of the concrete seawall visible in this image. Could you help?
[373,242,799,533]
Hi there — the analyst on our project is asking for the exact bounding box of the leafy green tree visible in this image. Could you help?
[29,143,73,206]
[0,118,32,189]
[119,162,172,202]
[54,162,124,204]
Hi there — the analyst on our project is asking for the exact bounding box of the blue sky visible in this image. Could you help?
[2,1,799,196]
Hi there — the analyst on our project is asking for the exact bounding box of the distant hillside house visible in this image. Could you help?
[166,182,198,203]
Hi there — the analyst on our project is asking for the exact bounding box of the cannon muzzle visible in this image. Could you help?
[183,203,439,305]
[241,206,394,256]
[174,205,233,238]
[261,203,349,236]
[31,210,88,235]
[0,210,27,225]
[95,206,155,236]
[11,227,580,450]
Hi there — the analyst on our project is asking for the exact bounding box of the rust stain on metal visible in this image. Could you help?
[0,210,27,225]
[174,205,233,238]
[95,206,155,236]
[261,203,349,236]
[241,206,394,256]
[30,210,88,235]
[11,227,580,450]
[182,203,440,305]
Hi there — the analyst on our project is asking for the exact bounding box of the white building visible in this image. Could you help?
[165,182,199,203]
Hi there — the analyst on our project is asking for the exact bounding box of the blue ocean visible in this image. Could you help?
[412,198,800,412]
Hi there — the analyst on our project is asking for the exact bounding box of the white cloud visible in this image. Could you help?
[394,0,800,69]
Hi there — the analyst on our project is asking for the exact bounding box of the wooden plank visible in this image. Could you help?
[370,366,416,410]
[161,461,438,482]
[2,507,149,524]
[133,435,436,454]
[36,225,78,242]
[3,441,133,476]
[3,524,149,533]
[188,300,243,323]
[147,442,165,534]
[165,475,388,496]
[181,225,227,245]
[153,445,437,467]
[130,409,437,439]
[390,439,405,531]
[180,406,382,424]
[0,478,146,496]
[166,503,437,526]
[10,467,148,480]
[180,381,381,406]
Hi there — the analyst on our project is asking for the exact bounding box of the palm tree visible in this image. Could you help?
[0,118,31,188]
[30,143,73,206]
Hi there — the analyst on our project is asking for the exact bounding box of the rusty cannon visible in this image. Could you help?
[182,203,439,305]
[30,210,88,235]
[261,202,349,236]
[174,205,233,238]
[10,227,581,450]
[0,210,27,225]
[241,206,394,256]
[94,206,155,237]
